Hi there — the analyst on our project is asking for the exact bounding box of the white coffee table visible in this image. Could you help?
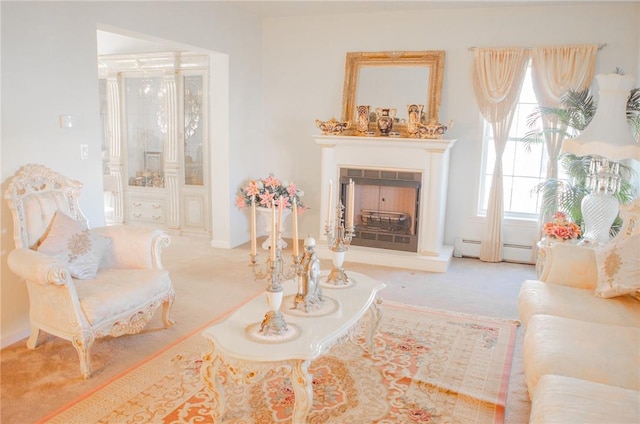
[200,271,386,423]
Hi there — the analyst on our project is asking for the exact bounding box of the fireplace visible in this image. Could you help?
[340,168,421,252]
[314,134,457,272]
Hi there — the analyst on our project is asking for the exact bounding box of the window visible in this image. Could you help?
[478,64,550,219]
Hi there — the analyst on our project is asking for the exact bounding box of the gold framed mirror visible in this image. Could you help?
[341,50,445,136]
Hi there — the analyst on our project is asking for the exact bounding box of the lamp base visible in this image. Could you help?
[580,192,619,244]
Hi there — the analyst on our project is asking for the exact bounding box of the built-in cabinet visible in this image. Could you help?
[99,52,210,235]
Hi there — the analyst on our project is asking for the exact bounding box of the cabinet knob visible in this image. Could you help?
[133,213,141,218]
[152,204,161,209]
[152,215,161,220]
[133,202,142,207]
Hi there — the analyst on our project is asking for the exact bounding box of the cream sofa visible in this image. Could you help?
[518,200,640,424]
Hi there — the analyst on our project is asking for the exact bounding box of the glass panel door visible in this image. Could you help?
[183,75,204,186]
[124,76,165,188]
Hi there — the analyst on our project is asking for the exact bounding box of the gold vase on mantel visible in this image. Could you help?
[407,104,424,138]
[356,105,370,134]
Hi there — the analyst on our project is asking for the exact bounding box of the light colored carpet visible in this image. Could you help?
[0,234,536,423]
[42,302,519,424]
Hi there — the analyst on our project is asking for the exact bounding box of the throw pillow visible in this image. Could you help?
[594,234,640,298]
[38,211,111,280]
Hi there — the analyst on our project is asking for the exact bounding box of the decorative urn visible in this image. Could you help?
[417,119,451,139]
[316,118,351,135]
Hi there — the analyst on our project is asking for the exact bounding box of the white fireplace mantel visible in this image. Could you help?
[314,134,457,272]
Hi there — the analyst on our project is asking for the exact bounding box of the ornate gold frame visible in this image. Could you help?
[341,51,445,136]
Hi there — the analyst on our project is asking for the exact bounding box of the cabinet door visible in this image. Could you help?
[183,74,205,186]
[180,72,210,233]
[124,75,165,189]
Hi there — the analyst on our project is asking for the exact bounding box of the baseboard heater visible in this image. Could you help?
[453,237,534,264]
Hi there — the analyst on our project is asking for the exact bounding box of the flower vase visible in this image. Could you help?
[406,104,424,138]
[356,105,370,133]
[256,206,291,250]
[375,107,397,136]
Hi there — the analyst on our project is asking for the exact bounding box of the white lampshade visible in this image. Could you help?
[562,73,640,161]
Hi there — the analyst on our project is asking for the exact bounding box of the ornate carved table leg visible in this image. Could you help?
[290,359,313,423]
[201,345,226,421]
[364,297,384,352]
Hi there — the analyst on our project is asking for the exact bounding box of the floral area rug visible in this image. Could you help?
[43,301,518,424]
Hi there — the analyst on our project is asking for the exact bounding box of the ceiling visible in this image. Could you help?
[233,0,579,17]
[97,0,620,55]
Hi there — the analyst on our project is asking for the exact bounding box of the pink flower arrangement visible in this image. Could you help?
[543,211,581,241]
[236,173,306,212]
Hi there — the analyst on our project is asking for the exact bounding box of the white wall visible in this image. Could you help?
[1,1,639,348]
[0,1,264,346]
[261,2,640,249]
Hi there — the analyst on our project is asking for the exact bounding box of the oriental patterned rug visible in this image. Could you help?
[42,301,519,424]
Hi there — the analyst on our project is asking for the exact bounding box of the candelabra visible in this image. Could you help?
[250,247,299,336]
[324,200,355,286]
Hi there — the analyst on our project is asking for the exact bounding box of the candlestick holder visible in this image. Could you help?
[250,247,299,336]
[324,201,355,286]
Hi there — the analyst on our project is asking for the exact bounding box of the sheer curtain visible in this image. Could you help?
[529,45,597,259]
[473,48,529,262]
[530,45,597,179]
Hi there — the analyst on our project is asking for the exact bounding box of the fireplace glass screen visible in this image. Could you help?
[340,168,421,252]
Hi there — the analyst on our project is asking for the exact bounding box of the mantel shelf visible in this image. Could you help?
[313,134,457,152]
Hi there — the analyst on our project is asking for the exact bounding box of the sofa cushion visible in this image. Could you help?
[523,314,640,394]
[594,234,640,298]
[529,374,640,424]
[519,279,640,328]
[37,211,111,279]
[74,268,172,326]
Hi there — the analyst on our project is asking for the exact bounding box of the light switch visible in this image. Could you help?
[59,115,73,128]
[80,144,88,160]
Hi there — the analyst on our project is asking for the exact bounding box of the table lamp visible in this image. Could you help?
[561,73,640,244]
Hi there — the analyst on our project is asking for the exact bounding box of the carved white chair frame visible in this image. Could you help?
[4,164,176,378]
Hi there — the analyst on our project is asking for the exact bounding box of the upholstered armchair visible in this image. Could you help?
[4,164,175,379]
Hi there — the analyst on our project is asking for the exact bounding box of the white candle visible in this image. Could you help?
[292,199,299,257]
[277,196,284,242]
[326,179,333,227]
[270,202,276,262]
[250,196,257,257]
[348,179,355,228]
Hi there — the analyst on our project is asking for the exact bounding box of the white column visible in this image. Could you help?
[163,74,180,231]
[106,76,124,224]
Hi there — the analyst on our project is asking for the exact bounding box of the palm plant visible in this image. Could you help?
[524,74,639,233]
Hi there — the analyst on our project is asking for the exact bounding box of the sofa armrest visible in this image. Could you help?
[539,243,597,289]
[92,225,170,269]
[7,248,73,286]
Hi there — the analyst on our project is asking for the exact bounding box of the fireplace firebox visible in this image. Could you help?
[340,168,421,252]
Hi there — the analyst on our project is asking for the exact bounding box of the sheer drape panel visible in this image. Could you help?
[529,45,597,260]
[473,48,528,262]
[531,44,597,179]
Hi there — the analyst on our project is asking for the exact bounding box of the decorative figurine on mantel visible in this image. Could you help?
[356,105,370,134]
[293,237,324,312]
[375,107,397,136]
[316,117,351,135]
[407,104,424,138]
[417,119,453,139]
